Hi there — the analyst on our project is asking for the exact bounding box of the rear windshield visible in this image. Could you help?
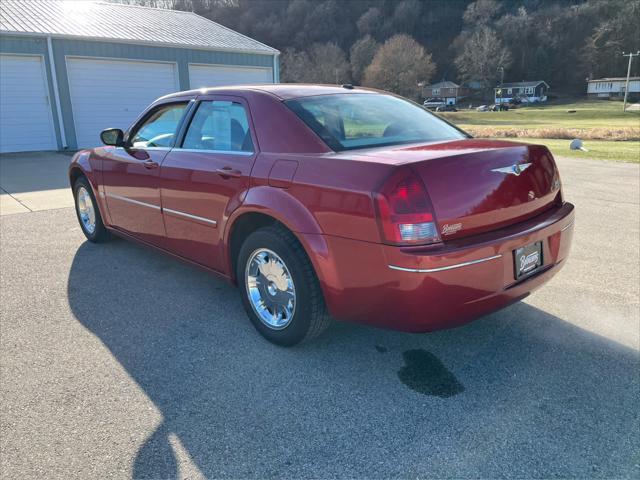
[285,93,466,151]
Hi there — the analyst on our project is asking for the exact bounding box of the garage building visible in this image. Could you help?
[0,0,279,153]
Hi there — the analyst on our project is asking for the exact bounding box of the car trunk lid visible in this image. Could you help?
[360,139,562,240]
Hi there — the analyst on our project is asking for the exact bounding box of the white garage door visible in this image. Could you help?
[67,58,179,148]
[0,55,57,153]
[189,64,273,89]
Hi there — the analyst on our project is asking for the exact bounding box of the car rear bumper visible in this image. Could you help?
[305,202,575,332]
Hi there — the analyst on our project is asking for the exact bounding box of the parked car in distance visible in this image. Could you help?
[436,104,458,112]
[491,103,509,111]
[70,84,575,346]
[476,104,489,112]
[423,97,446,110]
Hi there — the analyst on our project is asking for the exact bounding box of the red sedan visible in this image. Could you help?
[69,85,574,346]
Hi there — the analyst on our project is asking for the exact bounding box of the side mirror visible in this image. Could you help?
[100,128,125,147]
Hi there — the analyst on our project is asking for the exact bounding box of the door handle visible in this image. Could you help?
[215,167,242,179]
[143,159,159,169]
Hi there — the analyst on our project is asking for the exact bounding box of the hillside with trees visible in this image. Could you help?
[114,0,640,99]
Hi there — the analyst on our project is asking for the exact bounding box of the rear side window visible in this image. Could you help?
[130,103,187,148]
[286,93,465,151]
[182,101,254,153]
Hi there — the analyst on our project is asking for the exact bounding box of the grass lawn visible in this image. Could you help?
[496,137,640,163]
[438,99,639,162]
[440,99,640,131]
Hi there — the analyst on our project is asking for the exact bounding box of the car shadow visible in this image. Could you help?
[67,238,639,478]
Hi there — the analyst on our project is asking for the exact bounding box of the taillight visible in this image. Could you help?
[374,169,440,245]
[553,170,563,205]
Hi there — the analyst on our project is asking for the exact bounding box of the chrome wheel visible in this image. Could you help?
[245,248,296,330]
[76,186,96,234]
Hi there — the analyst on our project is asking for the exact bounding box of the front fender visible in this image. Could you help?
[69,149,111,226]
[68,150,94,185]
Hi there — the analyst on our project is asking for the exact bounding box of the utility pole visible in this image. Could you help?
[622,51,639,112]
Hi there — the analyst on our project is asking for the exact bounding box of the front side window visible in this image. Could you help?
[182,101,254,153]
[130,103,187,148]
[286,93,466,151]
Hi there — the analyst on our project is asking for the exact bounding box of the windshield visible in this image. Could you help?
[285,93,466,151]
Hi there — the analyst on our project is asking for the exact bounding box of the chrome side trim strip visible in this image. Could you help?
[113,147,171,152]
[388,254,502,273]
[163,207,218,226]
[172,148,254,156]
[106,193,161,210]
[561,220,574,232]
[104,193,218,226]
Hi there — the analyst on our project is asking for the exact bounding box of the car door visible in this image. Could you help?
[102,101,189,246]
[159,96,258,272]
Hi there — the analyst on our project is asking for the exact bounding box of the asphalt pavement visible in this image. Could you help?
[0,152,74,215]
[1,156,638,479]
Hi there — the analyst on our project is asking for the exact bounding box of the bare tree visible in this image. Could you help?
[454,27,511,93]
[462,0,503,26]
[349,35,378,84]
[582,0,640,79]
[496,6,534,77]
[280,48,313,83]
[363,34,435,99]
[356,7,383,37]
[308,43,351,84]
[281,43,351,84]
[392,0,423,34]
[107,0,640,95]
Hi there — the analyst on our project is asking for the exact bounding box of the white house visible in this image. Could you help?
[494,81,549,104]
[587,77,640,100]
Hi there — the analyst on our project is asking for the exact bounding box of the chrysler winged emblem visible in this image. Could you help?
[491,163,532,176]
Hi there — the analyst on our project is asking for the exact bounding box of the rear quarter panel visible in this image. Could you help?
[249,152,392,243]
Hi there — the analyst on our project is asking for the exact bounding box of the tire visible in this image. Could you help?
[237,225,331,346]
[73,176,111,243]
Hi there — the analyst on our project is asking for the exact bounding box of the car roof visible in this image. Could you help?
[160,84,379,101]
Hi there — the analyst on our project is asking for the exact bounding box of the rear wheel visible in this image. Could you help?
[73,176,110,243]
[237,225,331,346]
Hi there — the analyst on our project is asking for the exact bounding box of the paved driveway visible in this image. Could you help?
[1,156,638,479]
[0,151,74,215]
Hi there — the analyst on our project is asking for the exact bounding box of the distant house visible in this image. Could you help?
[422,81,470,105]
[587,77,640,100]
[494,81,549,104]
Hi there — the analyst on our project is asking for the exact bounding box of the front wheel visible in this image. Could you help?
[237,225,331,346]
[73,176,111,243]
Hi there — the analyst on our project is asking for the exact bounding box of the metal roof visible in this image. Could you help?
[0,0,278,55]
[497,80,549,88]
[426,81,460,89]
[588,77,640,82]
